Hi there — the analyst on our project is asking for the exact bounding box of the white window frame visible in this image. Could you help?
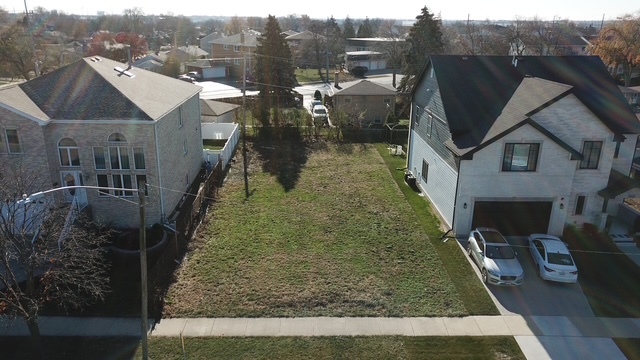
[234,45,241,52]
[112,174,134,197]
[223,44,230,50]
[96,174,109,197]
[93,146,107,170]
[133,147,146,170]
[234,58,241,65]
[58,138,80,167]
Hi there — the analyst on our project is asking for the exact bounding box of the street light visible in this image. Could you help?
[27,183,150,359]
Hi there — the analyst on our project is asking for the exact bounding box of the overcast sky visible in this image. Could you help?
[3,0,638,22]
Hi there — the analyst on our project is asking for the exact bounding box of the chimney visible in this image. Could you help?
[240,31,245,44]
[127,45,132,70]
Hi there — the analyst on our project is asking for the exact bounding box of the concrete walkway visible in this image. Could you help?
[2,315,638,359]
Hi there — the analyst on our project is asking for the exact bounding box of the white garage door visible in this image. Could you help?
[203,67,226,79]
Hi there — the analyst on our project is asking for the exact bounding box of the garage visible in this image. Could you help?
[203,66,226,79]
[471,201,552,236]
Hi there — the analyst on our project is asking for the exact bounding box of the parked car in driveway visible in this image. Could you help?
[467,227,524,286]
[528,234,578,283]
[178,74,195,83]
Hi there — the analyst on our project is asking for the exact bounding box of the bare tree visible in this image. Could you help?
[0,21,36,80]
[225,16,245,35]
[589,13,640,86]
[0,165,111,360]
[123,7,145,34]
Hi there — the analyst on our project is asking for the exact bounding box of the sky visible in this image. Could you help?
[3,0,639,22]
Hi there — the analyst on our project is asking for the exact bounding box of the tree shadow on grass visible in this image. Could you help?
[253,127,309,192]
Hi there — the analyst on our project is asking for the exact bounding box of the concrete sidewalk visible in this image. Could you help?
[1,315,638,359]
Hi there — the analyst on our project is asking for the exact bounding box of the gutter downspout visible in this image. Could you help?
[153,122,165,221]
[442,157,462,241]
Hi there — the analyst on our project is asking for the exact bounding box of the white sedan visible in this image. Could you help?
[528,234,578,283]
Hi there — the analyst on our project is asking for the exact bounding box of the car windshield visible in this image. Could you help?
[314,109,326,115]
[485,245,515,259]
[547,252,574,266]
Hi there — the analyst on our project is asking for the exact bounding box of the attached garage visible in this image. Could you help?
[471,201,552,236]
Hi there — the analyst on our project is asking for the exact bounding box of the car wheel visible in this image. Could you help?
[481,268,488,284]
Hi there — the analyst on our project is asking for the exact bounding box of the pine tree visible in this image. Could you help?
[398,7,444,93]
[343,16,356,38]
[357,18,374,38]
[254,15,296,126]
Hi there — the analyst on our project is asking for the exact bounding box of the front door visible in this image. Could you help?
[60,171,84,203]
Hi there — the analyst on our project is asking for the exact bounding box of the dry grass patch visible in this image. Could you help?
[164,142,466,317]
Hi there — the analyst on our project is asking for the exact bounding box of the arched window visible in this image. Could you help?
[108,133,127,142]
[58,138,80,167]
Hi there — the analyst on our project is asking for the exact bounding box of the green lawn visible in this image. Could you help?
[137,336,525,360]
[163,141,495,318]
[295,68,357,84]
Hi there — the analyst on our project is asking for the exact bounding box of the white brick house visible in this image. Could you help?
[0,56,203,228]
[407,55,640,236]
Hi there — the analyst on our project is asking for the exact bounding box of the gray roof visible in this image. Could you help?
[211,31,261,47]
[200,99,240,118]
[285,30,321,40]
[335,80,396,96]
[4,56,200,121]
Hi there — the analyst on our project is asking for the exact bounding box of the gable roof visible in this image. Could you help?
[422,55,640,155]
[6,56,200,121]
[200,99,240,118]
[334,80,396,96]
[211,31,260,47]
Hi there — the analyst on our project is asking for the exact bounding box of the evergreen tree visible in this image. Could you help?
[357,17,374,38]
[325,16,343,66]
[398,7,444,93]
[343,16,356,38]
[254,15,296,126]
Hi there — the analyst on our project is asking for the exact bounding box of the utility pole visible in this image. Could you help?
[138,181,148,360]
[242,54,249,198]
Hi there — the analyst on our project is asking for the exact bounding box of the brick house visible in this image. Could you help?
[332,80,396,126]
[407,55,640,237]
[0,56,203,228]
[210,30,260,79]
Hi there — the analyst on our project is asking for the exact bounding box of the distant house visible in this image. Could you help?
[0,56,204,228]
[133,53,165,72]
[200,99,240,123]
[210,31,260,78]
[407,55,640,237]
[186,59,228,79]
[344,38,407,71]
[199,32,224,55]
[332,80,396,126]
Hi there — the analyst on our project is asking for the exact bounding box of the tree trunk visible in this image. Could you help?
[26,315,45,360]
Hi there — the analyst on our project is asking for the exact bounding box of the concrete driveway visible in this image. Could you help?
[461,237,594,317]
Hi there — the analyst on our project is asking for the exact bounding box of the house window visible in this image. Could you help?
[344,97,351,103]
[133,147,146,170]
[96,174,109,196]
[580,141,602,169]
[108,133,130,170]
[374,115,382,124]
[614,141,621,159]
[502,143,539,171]
[223,44,230,50]
[225,57,231,63]
[384,97,391,104]
[112,174,134,197]
[575,195,586,215]
[93,147,106,169]
[421,160,429,183]
[5,129,21,153]
[234,58,241,65]
[427,114,433,138]
[415,106,420,125]
[234,45,241,52]
[58,138,80,167]
[109,146,130,170]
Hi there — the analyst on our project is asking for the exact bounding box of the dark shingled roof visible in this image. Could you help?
[15,56,200,121]
[598,169,640,199]
[426,56,640,155]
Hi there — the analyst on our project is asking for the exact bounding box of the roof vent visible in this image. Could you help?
[90,56,102,62]
[113,66,135,78]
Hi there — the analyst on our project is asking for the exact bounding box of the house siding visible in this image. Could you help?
[456,124,574,236]
[41,121,162,228]
[155,94,203,220]
[408,131,458,228]
[210,44,254,78]
[531,95,614,228]
[0,109,50,191]
[411,67,456,170]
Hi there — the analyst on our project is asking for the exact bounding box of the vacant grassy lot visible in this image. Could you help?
[295,68,358,84]
[138,336,525,360]
[164,141,475,317]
